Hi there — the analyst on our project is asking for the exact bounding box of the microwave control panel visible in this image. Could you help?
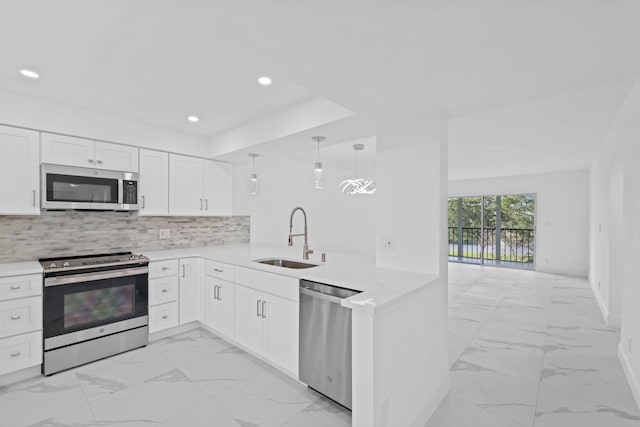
[123,181,138,205]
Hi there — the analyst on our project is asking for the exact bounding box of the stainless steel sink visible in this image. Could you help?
[254,258,319,269]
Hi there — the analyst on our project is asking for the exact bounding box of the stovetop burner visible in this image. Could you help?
[40,252,149,273]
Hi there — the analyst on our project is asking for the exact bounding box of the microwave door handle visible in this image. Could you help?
[118,179,124,206]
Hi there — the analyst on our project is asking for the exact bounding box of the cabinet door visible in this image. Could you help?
[216,279,235,338]
[179,258,201,324]
[0,126,40,215]
[169,154,204,216]
[94,141,139,172]
[139,149,169,215]
[234,284,264,355]
[202,159,232,216]
[204,277,217,329]
[41,133,95,168]
[264,294,298,375]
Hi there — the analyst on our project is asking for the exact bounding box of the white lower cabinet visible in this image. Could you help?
[234,283,298,375]
[0,271,43,377]
[263,293,298,374]
[204,277,235,338]
[147,257,299,377]
[0,330,42,376]
[179,258,201,325]
[148,259,179,334]
[149,302,179,333]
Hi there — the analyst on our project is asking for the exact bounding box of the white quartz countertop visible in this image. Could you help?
[0,261,43,276]
[143,244,439,314]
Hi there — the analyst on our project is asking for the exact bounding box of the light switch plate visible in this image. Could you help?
[159,228,171,239]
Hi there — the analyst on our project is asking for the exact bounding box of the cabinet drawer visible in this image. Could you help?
[0,274,42,301]
[149,302,179,333]
[149,276,179,306]
[0,330,42,376]
[235,267,299,301]
[0,297,42,339]
[149,259,179,279]
[205,260,235,282]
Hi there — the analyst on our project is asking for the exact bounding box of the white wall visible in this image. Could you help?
[232,155,376,259]
[375,116,448,275]
[449,170,589,277]
[0,89,210,157]
[590,78,640,408]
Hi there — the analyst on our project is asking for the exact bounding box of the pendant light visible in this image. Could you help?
[340,144,377,195]
[248,153,259,195]
[312,136,325,189]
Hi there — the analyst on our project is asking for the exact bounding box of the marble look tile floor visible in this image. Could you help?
[429,263,640,427]
[2,263,639,426]
[0,328,351,427]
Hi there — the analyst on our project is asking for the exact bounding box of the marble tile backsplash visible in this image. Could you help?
[0,212,250,263]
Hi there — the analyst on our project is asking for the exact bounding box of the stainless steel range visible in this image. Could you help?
[40,252,149,375]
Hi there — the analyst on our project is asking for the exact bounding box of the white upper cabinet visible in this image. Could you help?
[169,154,204,216]
[0,125,40,215]
[41,133,139,172]
[139,149,169,216]
[93,141,139,172]
[203,160,232,216]
[169,154,232,216]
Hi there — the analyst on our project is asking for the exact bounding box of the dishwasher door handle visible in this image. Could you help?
[299,286,346,304]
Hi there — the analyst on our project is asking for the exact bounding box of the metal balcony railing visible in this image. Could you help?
[448,226,534,264]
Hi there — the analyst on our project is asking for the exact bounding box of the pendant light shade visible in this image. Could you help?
[312,136,325,189]
[248,154,259,195]
[340,144,377,195]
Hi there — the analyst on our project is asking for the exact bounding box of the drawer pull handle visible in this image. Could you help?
[88,159,94,163]
[10,285,21,290]
[10,351,21,358]
[162,289,168,293]
[217,286,221,301]
[213,268,223,273]
[262,301,267,319]
[32,189,36,207]
[97,160,103,165]
[161,267,168,271]
[11,314,21,320]
[257,299,262,317]
[162,315,168,319]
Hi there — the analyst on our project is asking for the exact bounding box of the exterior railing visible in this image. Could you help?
[448,226,534,264]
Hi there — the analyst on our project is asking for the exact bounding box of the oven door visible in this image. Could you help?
[43,267,148,349]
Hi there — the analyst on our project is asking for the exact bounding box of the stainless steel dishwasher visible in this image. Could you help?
[299,279,361,410]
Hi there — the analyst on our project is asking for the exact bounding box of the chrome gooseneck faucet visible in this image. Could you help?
[288,206,313,259]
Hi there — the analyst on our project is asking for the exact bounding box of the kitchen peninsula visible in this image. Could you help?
[142,243,449,427]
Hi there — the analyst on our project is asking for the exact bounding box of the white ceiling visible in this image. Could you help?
[2,1,640,178]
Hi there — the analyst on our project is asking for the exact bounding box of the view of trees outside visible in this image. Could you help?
[448,194,535,266]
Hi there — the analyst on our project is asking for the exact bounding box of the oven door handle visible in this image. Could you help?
[44,266,149,287]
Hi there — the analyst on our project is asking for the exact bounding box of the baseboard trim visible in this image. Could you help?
[411,377,450,427]
[590,278,610,325]
[618,343,640,411]
[0,365,41,387]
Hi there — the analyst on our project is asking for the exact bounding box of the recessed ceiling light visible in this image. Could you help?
[187,116,199,123]
[19,69,40,79]
[258,76,272,86]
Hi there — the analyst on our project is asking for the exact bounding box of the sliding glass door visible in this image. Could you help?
[448,194,535,269]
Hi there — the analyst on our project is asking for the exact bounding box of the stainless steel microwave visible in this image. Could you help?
[41,164,139,211]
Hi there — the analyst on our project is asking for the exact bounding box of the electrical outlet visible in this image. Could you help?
[159,228,171,239]
[381,235,394,251]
